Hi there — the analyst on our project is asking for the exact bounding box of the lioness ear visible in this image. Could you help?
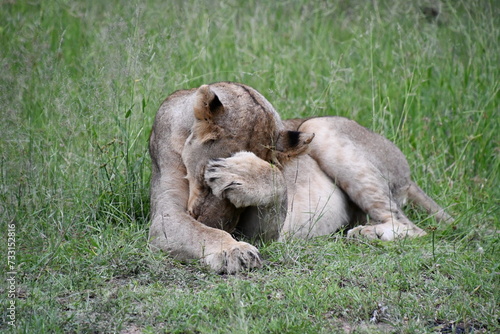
[192,85,225,142]
[193,85,224,121]
[274,130,315,164]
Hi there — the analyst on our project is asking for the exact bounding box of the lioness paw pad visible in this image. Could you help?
[204,242,262,274]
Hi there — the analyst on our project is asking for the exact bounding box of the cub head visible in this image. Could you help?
[181,83,314,229]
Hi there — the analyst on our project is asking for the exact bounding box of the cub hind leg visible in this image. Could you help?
[297,117,426,240]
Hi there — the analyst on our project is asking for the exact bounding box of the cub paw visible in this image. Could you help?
[203,241,262,274]
[347,225,388,240]
[347,224,426,241]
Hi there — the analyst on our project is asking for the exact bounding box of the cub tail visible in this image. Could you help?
[407,181,454,223]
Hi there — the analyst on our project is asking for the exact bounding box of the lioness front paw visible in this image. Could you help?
[203,241,262,274]
[205,153,259,208]
[205,152,286,208]
[205,158,244,202]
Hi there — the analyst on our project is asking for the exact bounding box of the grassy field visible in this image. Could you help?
[1,0,498,333]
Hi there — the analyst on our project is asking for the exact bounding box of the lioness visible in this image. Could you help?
[149,82,453,274]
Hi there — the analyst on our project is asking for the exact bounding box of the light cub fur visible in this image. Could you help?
[149,82,453,274]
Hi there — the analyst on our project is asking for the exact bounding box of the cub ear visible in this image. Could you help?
[274,130,315,164]
[192,85,225,142]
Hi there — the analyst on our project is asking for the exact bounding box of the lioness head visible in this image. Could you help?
[182,82,314,230]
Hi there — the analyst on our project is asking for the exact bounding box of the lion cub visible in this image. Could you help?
[149,82,453,274]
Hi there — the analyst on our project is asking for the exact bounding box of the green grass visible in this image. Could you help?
[1,0,498,333]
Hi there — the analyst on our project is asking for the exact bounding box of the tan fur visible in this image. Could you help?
[149,82,454,273]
